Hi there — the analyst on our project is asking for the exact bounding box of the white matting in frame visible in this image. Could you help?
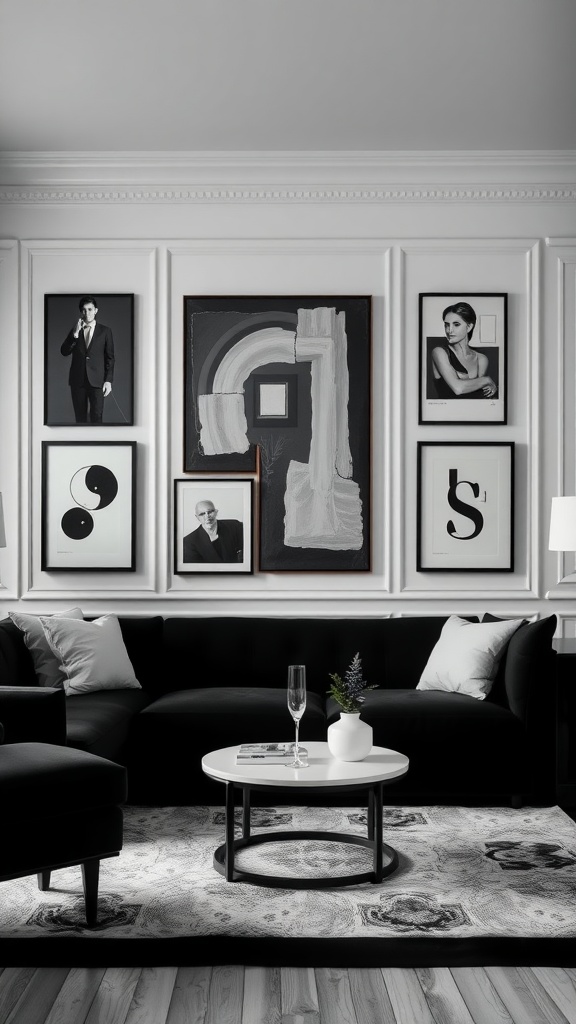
[174,478,253,574]
[417,442,514,572]
[419,293,507,424]
[41,442,136,571]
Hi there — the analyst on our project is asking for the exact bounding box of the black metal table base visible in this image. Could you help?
[212,779,400,888]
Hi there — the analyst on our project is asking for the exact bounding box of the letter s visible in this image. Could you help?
[446,468,484,540]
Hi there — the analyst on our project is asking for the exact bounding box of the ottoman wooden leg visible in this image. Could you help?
[81,858,101,927]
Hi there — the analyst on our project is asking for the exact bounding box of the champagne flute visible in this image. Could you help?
[287,664,308,768]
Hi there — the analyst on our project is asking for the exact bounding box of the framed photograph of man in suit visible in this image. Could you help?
[44,294,134,426]
[174,478,254,575]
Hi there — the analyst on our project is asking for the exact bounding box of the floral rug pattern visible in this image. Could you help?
[2,804,576,940]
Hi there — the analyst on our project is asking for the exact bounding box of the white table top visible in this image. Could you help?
[201,741,409,788]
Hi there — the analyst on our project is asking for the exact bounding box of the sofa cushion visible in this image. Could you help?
[161,615,475,697]
[416,615,523,700]
[0,619,38,688]
[128,686,328,804]
[40,614,142,696]
[327,689,527,793]
[97,616,165,697]
[8,608,84,688]
[66,688,153,760]
[0,741,127,819]
[483,614,557,722]
[136,686,327,744]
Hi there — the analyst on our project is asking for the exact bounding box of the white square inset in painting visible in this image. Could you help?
[259,383,287,418]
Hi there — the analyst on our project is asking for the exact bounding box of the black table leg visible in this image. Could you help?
[211,778,400,888]
[373,782,384,882]
[225,781,235,881]
[242,786,251,839]
[368,787,375,841]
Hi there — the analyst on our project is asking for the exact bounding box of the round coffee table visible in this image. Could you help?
[201,741,409,889]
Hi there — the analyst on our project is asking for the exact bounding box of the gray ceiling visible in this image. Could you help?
[1,0,575,153]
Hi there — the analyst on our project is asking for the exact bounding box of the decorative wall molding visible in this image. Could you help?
[2,150,574,204]
[546,240,576,597]
[1,184,575,206]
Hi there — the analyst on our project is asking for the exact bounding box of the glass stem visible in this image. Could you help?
[294,719,300,760]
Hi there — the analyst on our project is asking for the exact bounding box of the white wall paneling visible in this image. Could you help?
[19,241,158,601]
[554,614,576,640]
[546,239,576,601]
[399,240,541,601]
[167,241,391,600]
[0,153,575,622]
[0,240,19,599]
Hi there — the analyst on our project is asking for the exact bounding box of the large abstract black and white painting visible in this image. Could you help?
[183,296,371,572]
[41,442,136,571]
[417,442,514,572]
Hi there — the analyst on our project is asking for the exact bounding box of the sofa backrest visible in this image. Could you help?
[161,615,453,696]
[0,613,556,714]
[0,619,38,687]
[0,614,165,694]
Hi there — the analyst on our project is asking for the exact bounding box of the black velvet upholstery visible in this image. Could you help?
[127,687,327,804]
[0,735,127,926]
[1,741,127,817]
[161,616,414,695]
[66,688,153,759]
[2,805,124,880]
[0,618,38,687]
[0,686,67,745]
[0,612,558,807]
[328,690,526,798]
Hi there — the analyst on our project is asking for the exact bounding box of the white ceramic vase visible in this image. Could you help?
[327,712,373,762]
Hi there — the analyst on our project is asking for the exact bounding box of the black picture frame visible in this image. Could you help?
[174,478,254,575]
[417,441,514,572]
[418,293,507,425]
[41,441,136,571]
[183,295,371,572]
[44,293,134,426]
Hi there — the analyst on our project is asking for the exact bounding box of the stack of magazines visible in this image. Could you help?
[235,742,293,764]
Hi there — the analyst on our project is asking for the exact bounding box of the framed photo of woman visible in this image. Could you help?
[419,293,507,424]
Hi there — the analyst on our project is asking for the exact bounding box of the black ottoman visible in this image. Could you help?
[0,738,127,926]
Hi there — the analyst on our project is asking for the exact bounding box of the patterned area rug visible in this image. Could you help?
[2,804,576,966]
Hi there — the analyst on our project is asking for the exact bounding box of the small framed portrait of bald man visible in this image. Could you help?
[174,478,253,574]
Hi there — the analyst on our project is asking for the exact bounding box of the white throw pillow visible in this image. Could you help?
[39,613,141,696]
[416,615,523,700]
[9,607,85,688]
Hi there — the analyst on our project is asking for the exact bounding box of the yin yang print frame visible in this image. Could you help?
[416,441,514,572]
[41,441,136,571]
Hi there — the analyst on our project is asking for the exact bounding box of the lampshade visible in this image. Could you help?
[0,493,5,549]
[549,496,576,551]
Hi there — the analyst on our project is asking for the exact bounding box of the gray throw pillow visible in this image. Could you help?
[39,613,141,696]
[9,607,84,688]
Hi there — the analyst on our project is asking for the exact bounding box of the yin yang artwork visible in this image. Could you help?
[60,464,120,542]
[42,442,136,571]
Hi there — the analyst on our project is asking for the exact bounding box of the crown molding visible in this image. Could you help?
[0,149,575,203]
[1,184,575,206]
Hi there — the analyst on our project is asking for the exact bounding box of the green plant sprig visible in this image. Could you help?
[327,652,378,714]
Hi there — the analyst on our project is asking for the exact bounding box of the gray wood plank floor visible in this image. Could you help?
[1,966,576,1024]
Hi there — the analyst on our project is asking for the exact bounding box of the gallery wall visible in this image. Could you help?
[1,153,575,633]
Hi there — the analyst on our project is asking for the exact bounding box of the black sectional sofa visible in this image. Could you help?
[0,613,557,808]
